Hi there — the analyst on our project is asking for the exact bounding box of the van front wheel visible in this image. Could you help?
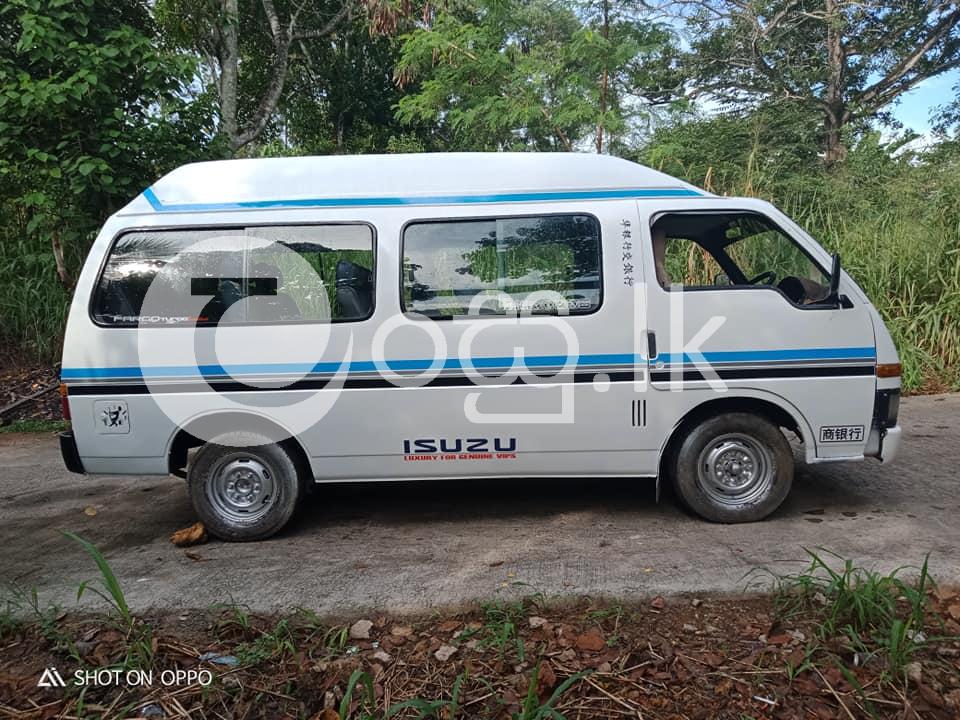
[671,412,793,523]
[188,433,302,541]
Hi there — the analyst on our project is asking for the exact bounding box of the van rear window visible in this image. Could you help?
[402,215,601,318]
[92,225,374,326]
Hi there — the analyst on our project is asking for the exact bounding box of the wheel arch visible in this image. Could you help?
[657,392,812,483]
[166,411,312,485]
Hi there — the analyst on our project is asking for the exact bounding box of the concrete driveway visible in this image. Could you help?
[1,394,958,615]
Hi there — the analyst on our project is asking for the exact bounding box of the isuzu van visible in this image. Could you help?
[59,153,901,540]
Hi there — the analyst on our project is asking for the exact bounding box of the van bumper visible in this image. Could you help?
[864,387,900,463]
[864,424,901,463]
[878,425,901,463]
[59,431,85,474]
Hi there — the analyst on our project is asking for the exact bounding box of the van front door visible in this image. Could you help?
[641,205,876,460]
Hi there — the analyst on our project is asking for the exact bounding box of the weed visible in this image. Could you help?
[63,531,132,627]
[212,602,255,636]
[784,643,816,682]
[480,598,529,661]
[63,531,155,671]
[322,624,351,653]
[771,548,934,679]
[513,663,590,720]
[0,596,22,638]
[235,618,297,666]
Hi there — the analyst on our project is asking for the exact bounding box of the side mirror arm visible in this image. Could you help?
[826,252,845,308]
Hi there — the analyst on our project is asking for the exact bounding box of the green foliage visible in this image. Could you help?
[234,618,297,665]
[639,103,823,195]
[63,530,132,627]
[0,418,68,433]
[395,0,678,152]
[479,598,529,660]
[679,0,960,159]
[337,667,466,719]
[0,0,222,361]
[63,531,157,671]
[514,663,589,720]
[771,549,935,679]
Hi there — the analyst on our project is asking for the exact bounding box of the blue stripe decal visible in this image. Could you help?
[61,348,874,381]
[139,186,703,213]
[655,347,876,365]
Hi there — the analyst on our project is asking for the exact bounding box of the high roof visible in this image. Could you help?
[122,152,706,215]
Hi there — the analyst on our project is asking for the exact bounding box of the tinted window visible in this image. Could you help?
[93,225,374,326]
[402,215,601,317]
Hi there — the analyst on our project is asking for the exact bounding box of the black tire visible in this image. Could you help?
[670,412,793,523]
[187,432,303,541]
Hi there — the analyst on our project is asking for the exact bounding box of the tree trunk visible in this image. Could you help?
[50,230,72,291]
[219,0,240,148]
[823,111,847,164]
[822,0,847,165]
[595,0,610,154]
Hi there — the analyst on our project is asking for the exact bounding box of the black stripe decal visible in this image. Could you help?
[68,370,641,395]
[67,364,874,395]
[649,365,875,383]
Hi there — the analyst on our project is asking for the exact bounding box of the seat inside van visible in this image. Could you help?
[335,259,373,320]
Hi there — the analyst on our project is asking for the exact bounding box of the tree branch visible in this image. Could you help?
[858,5,960,108]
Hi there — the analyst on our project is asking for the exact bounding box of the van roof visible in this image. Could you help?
[123,153,707,215]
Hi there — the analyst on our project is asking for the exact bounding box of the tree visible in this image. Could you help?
[676,0,960,163]
[279,8,437,154]
[394,0,680,153]
[157,0,414,153]
[0,0,217,289]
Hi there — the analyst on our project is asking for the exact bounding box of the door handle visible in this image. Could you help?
[646,331,657,360]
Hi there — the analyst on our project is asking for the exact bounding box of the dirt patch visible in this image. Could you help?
[0,362,61,426]
[2,590,959,719]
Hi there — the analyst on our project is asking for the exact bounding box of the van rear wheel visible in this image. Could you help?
[188,433,302,541]
[671,412,793,523]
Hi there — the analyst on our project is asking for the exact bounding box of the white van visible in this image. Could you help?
[59,153,902,540]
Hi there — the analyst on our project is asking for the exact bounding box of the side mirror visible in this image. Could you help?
[827,253,842,306]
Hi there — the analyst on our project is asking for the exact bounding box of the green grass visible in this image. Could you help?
[63,531,156,671]
[478,598,531,661]
[768,549,936,682]
[0,419,68,433]
[234,618,297,666]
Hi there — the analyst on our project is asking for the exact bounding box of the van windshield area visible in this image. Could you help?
[650,212,830,305]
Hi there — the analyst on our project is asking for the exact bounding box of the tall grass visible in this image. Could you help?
[0,235,72,363]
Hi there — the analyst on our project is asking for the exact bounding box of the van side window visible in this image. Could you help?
[651,213,830,305]
[402,215,601,318]
[92,224,374,326]
[246,225,375,322]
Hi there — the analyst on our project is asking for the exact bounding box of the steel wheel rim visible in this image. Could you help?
[206,454,277,523]
[696,433,774,507]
